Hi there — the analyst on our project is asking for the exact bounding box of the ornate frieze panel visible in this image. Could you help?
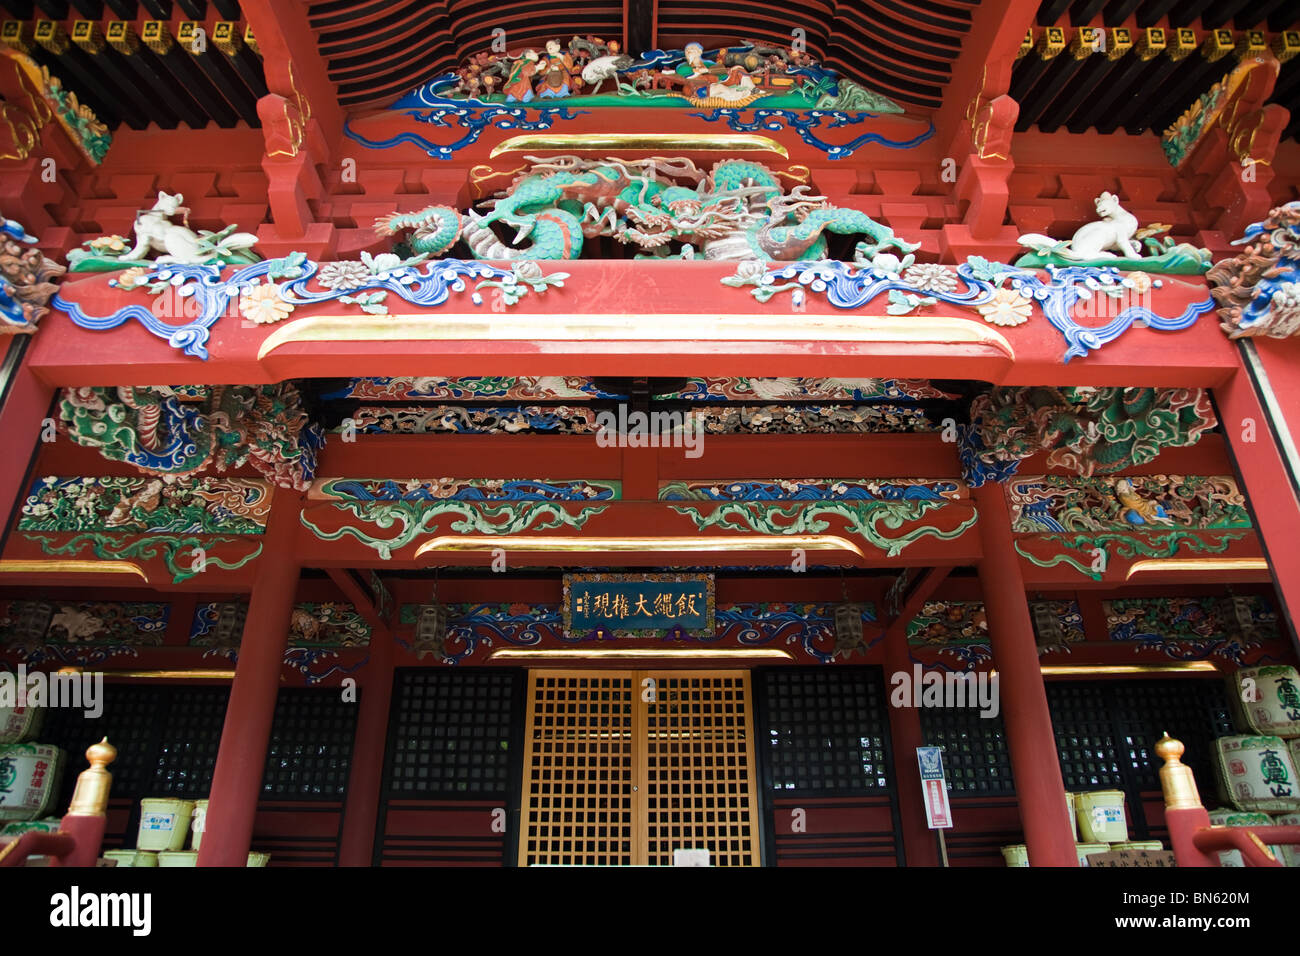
[0,600,167,664]
[21,533,264,584]
[348,39,931,160]
[394,600,877,665]
[54,257,566,359]
[325,376,952,403]
[1208,200,1300,339]
[1013,531,1248,580]
[668,499,977,557]
[1007,475,1249,533]
[0,218,65,334]
[301,499,607,561]
[339,403,938,435]
[724,258,1214,362]
[189,602,369,684]
[1104,596,1281,665]
[905,599,1085,669]
[659,479,963,501]
[59,385,323,491]
[312,478,620,502]
[961,386,1216,487]
[18,476,271,534]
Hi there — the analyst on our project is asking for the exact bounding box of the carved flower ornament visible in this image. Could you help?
[976,288,1033,327]
[238,284,294,325]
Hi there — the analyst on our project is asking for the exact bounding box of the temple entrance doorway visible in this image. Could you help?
[517,669,761,866]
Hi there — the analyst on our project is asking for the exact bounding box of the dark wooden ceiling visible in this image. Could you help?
[0,0,1296,147]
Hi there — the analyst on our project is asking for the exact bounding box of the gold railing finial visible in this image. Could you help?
[1158,732,1203,810]
[66,737,116,817]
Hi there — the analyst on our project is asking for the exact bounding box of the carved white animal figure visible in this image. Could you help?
[123,191,258,265]
[1018,191,1142,260]
[581,54,632,92]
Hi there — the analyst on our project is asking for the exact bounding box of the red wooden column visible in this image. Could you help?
[883,629,940,867]
[337,626,395,866]
[0,342,54,542]
[972,483,1077,867]
[1213,357,1300,652]
[197,491,304,867]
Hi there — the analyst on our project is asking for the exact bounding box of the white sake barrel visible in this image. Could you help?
[0,701,44,744]
[136,798,195,851]
[1214,735,1300,813]
[0,743,63,821]
[1229,666,1300,738]
[1273,813,1300,867]
[1075,789,1129,843]
[1208,810,1284,866]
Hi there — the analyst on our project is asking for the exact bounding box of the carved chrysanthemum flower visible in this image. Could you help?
[316,261,370,290]
[239,284,294,325]
[977,288,1033,327]
[89,235,128,253]
[902,263,957,294]
[1122,272,1153,294]
[113,266,150,290]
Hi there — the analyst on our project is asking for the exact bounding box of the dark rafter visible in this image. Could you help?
[625,0,653,57]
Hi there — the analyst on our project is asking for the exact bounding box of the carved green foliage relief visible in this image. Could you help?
[299,500,608,560]
[669,500,975,557]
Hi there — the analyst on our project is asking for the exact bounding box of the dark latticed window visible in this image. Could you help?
[262,689,358,800]
[919,706,1016,796]
[43,684,230,800]
[755,668,892,794]
[1046,679,1233,792]
[384,669,518,796]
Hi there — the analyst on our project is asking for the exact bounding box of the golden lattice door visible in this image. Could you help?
[519,670,760,866]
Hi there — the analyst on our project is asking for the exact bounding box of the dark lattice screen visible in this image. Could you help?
[919,707,1017,796]
[383,669,519,797]
[1046,679,1234,792]
[262,689,358,800]
[1046,677,1236,838]
[755,668,893,795]
[42,685,230,801]
[1109,680,1235,791]
[1047,682,1125,790]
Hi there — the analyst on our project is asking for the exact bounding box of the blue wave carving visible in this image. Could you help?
[689,108,934,159]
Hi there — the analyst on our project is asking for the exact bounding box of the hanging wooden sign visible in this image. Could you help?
[563,573,714,638]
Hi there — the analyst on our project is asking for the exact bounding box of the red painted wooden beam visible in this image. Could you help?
[32,263,1234,387]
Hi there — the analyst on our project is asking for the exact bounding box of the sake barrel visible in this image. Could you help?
[136,798,195,851]
[0,700,44,744]
[1076,789,1129,842]
[0,743,64,821]
[1274,813,1300,867]
[1065,791,1079,841]
[103,850,158,868]
[1000,844,1028,867]
[157,851,198,867]
[1208,810,1284,866]
[0,816,61,836]
[1075,843,1109,865]
[1214,735,1300,813]
[1229,666,1300,738]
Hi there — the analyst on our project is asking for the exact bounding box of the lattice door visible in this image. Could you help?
[519,672,638,866]
[519,670,760,866]
[641,671,760,866]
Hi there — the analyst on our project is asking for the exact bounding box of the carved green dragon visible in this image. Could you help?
[374,155,917,262]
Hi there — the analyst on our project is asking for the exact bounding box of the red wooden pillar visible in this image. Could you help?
[0,342,54,541]
[973,483,1077,867]
[1213,357,1300,652]
[197,491,304,867]
[337,627,395,866]
[883,630,940,866]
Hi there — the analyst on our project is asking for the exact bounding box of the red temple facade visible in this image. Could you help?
[1,0,1299,868]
